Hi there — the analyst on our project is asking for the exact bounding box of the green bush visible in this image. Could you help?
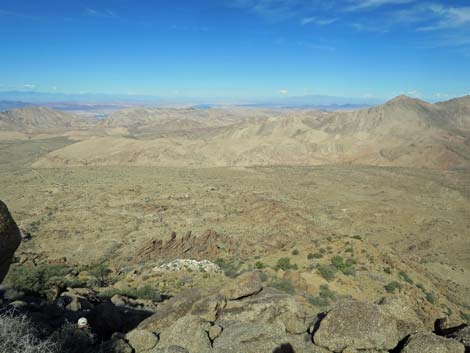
[88,263,110,286]
[259,272,269,282]
[330,256,356,276]
[398,271,414,285]
[317,264,337,281]
[425,292,436,304]
[5,264,71,297]
[254,261,265,269]
[291,249,299,256]
[271,279,295,294]
[345,247,354,253]
[384,281,402,293]
[461,312,470,324]
[308,252,323,259]
[416,283,425,291]
[275,257,298,271]
[101,284,163,302]
[307,284,351,308]
[352,235,362,240]
[215,259,241,278]
[383,267,391,274]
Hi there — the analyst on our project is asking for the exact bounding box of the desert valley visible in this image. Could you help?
[0,95,469,352]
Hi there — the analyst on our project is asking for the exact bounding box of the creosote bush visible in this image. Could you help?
[5,264,72,297]
[384,281,402,293]
[270,279,295,294]
[101,284,163,302]
[330,256,356,276]
[215,258,241,278]
[275,257,298,271]
[398,271,414,285]
[254,261,265,269]
[317,264,337,281]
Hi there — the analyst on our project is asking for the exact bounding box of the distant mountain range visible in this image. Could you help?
[1,94,468,170]
[0,90,383,108]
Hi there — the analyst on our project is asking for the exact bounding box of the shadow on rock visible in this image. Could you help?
[273,343,296,353]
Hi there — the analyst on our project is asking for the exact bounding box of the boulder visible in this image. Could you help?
[137,288,203,332]
[0,200,21,283]
[218,287,313,333]
[212,321,327,353]
[313,301,400,352]
[447,326,470,349]
[157,315,212,353]
[376,296,425,339]
[125,329,159,352]
[401,332,465,353]
[220,271,263,300]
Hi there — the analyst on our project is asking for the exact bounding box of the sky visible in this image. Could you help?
[0,0,470,102]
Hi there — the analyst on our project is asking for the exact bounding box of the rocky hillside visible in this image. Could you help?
[30,95,470,170]
[0,107,93,131]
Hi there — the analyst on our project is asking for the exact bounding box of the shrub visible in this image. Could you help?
[275,258,298,271]
[0,310,57,353]
[398,271,414,285]
[345,247,354,253]
[461,312,470,324]
[416,283,425,291]
[425,292,436,304]
[384,281,402,293]
[259,272,269,282]
[308,252,323,259]
[88,264,111,286]
[291,249,299,256]
[215,259,241,278]
[101,284,163,302]
[331,256,346,270]
[352,235,362,240]
[307,284,350,308]
[317,264,337,281]
[271,279,295,294]
[5,264,70,297]
[383,267,391,274]
[254,261,265,269]
[330,256,356,276]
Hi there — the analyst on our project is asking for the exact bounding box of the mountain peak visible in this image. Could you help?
[387,95,417,104]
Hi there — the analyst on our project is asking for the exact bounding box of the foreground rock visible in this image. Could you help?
[0,200,21,283]
[313,301,401,352]
[447,326,470,351]
[129,272,465,353]
[220,270,263,300]
[401,332,465,353]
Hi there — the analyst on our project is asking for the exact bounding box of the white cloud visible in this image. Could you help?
[279,89,289,95]
[23,84,36,89]
[301,17,337,25]
[346,0,415,11]
[86,8,118,18]
[418,5,470,31]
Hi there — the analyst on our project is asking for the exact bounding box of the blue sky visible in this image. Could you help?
[0,0,469,102]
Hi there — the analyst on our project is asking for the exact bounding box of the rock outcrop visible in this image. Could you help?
[401,332,465,353]
[0,200,21,283]
[124,270,469,353]
[136,229,240,262]
[313,301,400,352]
